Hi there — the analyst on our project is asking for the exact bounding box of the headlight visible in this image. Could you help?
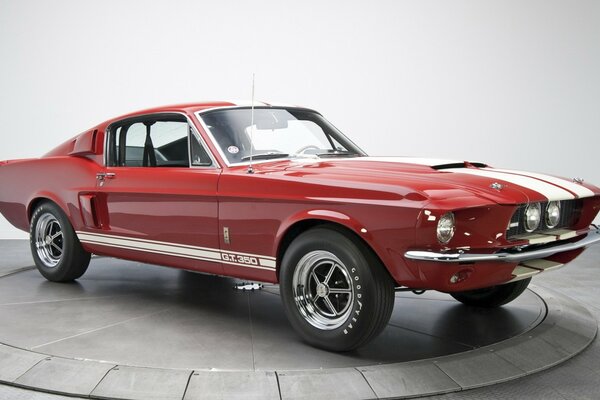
[545,201,561,228]
[524,203,541,232]
[437,212,455,244]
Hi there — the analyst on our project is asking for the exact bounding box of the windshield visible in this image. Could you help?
[198,108,366,165]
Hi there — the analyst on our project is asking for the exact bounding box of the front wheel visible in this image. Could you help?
[280,226,395,351]
[30,202,91,282]
[450,278,531,308]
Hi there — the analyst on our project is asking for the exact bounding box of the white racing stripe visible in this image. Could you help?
[76,231,277,271]
[78,233,222,260]
[444,168,575,201]
[334,157,595,200]
[489,168,595,199]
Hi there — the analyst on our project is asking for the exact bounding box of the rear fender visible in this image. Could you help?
[28,191,70,221]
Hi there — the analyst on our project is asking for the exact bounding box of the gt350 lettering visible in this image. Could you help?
[221,253,259,265]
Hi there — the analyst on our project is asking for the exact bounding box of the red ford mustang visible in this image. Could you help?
[1,101,599,351]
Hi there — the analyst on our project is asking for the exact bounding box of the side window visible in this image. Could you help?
[109,117,212,168]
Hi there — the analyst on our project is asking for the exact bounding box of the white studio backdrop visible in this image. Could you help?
[0,0,598,238]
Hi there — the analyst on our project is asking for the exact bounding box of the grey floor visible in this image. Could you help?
[0,239,34,277]
[429,246,600,400]
[0,241,598,399]
[0,263,543,372]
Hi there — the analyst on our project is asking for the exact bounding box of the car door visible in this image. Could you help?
[79,113,223,275]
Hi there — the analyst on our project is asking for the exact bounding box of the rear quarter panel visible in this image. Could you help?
[0,157,99,232]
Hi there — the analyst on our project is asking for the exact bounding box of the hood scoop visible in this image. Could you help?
[431,161,488,170]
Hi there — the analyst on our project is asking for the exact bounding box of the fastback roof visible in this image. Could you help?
[105,100,304,124]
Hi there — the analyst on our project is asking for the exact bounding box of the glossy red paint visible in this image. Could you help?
[1,102,599,292]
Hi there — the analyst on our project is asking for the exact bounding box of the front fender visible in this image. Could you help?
[273,206,421,285]
[275,209,371,252]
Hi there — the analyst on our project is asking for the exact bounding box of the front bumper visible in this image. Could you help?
[405,227,600,263]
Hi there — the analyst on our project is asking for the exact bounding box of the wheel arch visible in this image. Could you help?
[274,211,394,283]
[28,193,69,224]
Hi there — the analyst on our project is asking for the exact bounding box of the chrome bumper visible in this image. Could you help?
[404,228,600,263]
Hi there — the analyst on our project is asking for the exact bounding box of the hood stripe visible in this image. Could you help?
[445,168,575,201]
[489,168,594,199]
[335,157,593,201]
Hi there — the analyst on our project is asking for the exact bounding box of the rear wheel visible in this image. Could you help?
[450,278,531,308]
[30,202,91,282]
[280,226,395,351]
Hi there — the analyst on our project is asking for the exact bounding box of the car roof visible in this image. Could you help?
[104,100,311,126]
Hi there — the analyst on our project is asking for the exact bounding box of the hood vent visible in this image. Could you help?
[432,161,488,170]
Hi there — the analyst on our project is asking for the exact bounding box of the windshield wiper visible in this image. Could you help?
[241,152,289,161]
[315,151,361,158]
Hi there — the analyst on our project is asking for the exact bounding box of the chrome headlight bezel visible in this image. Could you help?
[437,212,456,244]
[545,201,561,229]
[524,202,542,232]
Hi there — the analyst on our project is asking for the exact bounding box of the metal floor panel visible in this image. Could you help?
[0,240,598,400]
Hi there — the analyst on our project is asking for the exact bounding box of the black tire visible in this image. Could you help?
[29,201,91,282]
[280,226,395,351]
[450,278,531,308]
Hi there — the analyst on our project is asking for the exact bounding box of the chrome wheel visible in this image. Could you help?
[34,213,63,268]
[292,250,354,330]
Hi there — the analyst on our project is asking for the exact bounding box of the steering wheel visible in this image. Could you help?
[294,145,321,155]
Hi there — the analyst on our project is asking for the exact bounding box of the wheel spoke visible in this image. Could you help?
[51,231,62,240]
[323,296,339,316]
[329,288,351,294]
[311,271,321,285]
[324,264,336,284]
[51,242,63,254]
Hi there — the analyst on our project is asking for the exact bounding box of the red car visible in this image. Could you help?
[1,101,599,351]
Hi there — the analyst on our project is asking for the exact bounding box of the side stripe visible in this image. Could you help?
[445,168,575,201]
[76,231,277,271]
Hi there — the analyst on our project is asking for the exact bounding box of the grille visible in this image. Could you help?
[506,199,582,239]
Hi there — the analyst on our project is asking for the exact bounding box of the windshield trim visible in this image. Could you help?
[194,106,367,168]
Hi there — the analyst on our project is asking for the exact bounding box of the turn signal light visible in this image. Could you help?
[449,269,473,284]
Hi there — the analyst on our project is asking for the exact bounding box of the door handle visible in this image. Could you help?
[96,172,116,181]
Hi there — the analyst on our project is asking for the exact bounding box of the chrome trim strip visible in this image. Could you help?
[404,228,600,263]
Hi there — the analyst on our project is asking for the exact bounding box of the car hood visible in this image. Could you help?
[256,156,598,206]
